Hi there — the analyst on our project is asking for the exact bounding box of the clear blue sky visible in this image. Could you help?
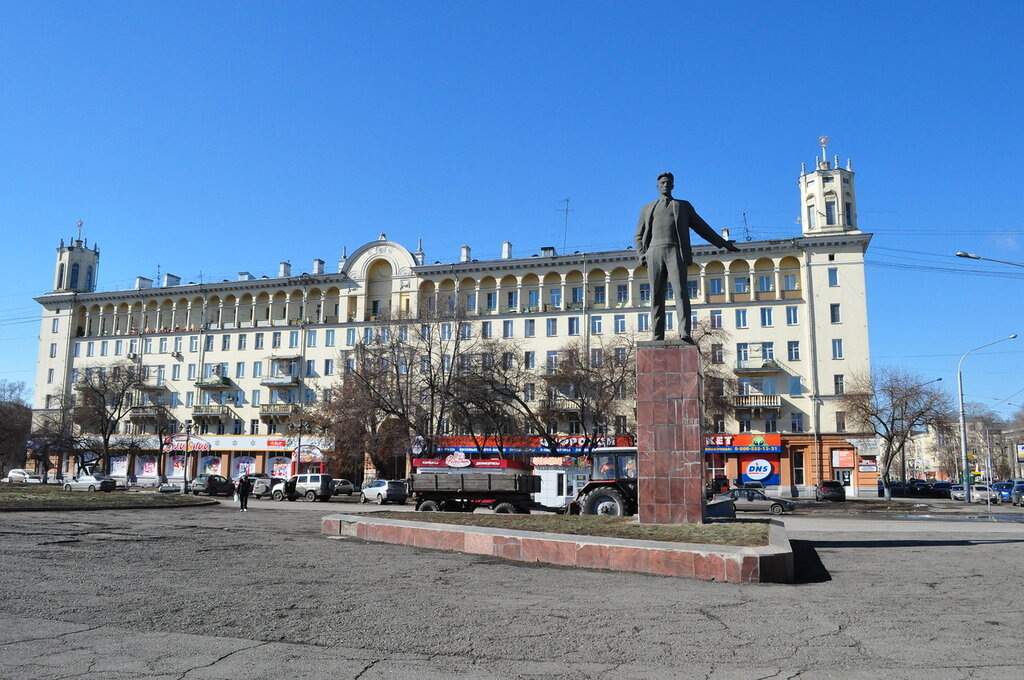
[2,2,1022,416]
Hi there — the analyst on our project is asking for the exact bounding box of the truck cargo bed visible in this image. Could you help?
[408,473,541,494]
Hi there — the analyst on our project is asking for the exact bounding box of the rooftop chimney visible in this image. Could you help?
[540,246,557,258]
[162,273,181,288]
[501,241,513,260]
[278,261,291,278]
[135,276,153,290]
[460,245,471,263]
[237,272,254,281]
[721,228,730,241]
[312,258,325,275]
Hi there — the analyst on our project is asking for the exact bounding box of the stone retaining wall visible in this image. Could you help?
[322,513,794,583]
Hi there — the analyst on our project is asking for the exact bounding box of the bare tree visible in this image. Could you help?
[31,390,86,478]
[841,367,952,500]
[73,361,145,472]
[0,381,32,476]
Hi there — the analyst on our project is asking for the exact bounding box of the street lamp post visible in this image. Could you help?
[955,252,1024,268]
[957,335,1018,503]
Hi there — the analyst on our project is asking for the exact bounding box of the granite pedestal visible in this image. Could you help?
[636,340,705,524]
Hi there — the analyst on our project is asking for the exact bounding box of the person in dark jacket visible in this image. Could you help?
[236,475,252,512]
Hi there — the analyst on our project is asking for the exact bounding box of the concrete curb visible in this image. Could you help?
[322,513,794,583]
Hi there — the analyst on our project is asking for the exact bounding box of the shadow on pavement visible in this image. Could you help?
[806,538,1024,549]
[790,539,831,584]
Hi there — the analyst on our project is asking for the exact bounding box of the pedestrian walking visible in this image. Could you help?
[236,475,252,512]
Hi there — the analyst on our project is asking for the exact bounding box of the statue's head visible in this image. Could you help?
[657,172,674,197]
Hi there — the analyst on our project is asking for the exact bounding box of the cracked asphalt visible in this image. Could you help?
[1,497,1023,679]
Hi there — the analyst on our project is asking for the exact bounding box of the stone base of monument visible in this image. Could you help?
[321,513,795,583]
[636,340,706,524]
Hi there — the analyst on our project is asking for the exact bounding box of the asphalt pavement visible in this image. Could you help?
[1,495,1022,679]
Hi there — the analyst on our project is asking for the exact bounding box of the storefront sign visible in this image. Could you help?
[110,456,127,476]
[292,444,324,463]
[832,450,855,468]
[532,456,588,468]
[435,435,633,455]
[413,458,531,471]
[268,456,291,478]
[444,452,472,468]
[135,455,158,476]
[739,453,780,485]
[706,434,782,453]
[858,464,878,472]
[198,455,221,475]
[162,434,212,453]
[232,455,256,478]
[1017,445,1024,463]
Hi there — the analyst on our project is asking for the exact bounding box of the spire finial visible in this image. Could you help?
[76,219,83,242]
[818,135,829,160]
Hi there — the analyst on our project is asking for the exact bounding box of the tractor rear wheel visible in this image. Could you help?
[493,502,518,513]
[582,488,628,516]
[418,500,441,512]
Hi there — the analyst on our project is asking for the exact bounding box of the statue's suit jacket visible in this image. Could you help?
[634,199,730,264]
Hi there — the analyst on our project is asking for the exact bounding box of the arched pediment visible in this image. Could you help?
[343,240,418,281]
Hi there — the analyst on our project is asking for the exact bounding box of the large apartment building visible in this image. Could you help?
[32,147,874,495]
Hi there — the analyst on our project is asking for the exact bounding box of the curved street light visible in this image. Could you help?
[955,252,1024,268]
[958,334,1018,503]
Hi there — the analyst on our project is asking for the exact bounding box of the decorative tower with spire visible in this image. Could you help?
[798,136,859,237]
[53,220,100,292]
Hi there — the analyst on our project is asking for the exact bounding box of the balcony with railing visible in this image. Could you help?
[194,376,231,389]
[733,359,783,374]
[260,403,300,418]
[129,406,164,419]
[733,394,782,409]
[260,374,300,387]
[192,404,231,418]
[542,397,581,413]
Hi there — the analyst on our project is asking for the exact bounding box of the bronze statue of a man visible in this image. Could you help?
[634,172,739,343]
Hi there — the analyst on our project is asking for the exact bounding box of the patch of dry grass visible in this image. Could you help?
[367,511,770,546]
[0,484,212,510]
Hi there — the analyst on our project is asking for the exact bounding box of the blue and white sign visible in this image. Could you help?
[740,455,781,486]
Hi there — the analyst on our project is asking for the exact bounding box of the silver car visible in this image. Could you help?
[330,478,355,496]
[3,469,43,483]
[359,480,408,505]
[714,488,796,515]
[63,474,116,492]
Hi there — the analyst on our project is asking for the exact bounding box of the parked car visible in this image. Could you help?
[714,488,795,515]
[192,474,234,496]
[931,481,952,499]
[950,484,966,501]
[272,473,334,502]
[992,482,1014,503]
[329,478,355,496]
[1010,484,1024,506]
[908,480,934,497]
[968,485,1000,504]
[360,479,408,505]
[815,480,846,502]
[250,476,283,499]
[878,481,907,497]
[62,474,116,492]
[2,469,43,484]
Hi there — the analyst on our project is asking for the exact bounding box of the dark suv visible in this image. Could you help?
[192,474,234,496]
[815,480,846,501]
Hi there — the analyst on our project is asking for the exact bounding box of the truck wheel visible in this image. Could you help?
[493,502,518,513]
[583,488,628,516]
[272,490,284,501]
[418,500,441,512]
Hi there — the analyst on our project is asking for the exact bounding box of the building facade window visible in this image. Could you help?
[734,277,749,294]
[709,278,724,295]
[546,318,557,336]
[637,313,649,332]
[791,412,804,432]
[614,315,626,333]
[568,317,580,335]
[832,339,844,359]
[786,306,799,325]
[782,274,797,291]
[735,309,747,328]
[787,341,800,361]
[639,284,651,302]
[762,342,774,360]
[503,320,514,338]
[828,267,839,287]
[792,449,804,485]
[711,344,724,364]
[591,316,603,334]
[710,310,722,328]
[834,374,845,394]
[836,411,847,432]
[830,303,841,323]
[616,284,628,303]
[736,343,749,362]
[760,307,773,327]
[525,319,535,338]
[757,275,772,293]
